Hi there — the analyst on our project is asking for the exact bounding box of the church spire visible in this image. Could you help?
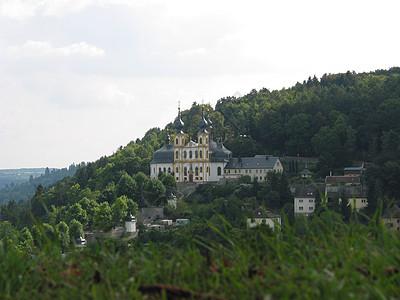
[174,102,185,134]
[164,132,170,145]
[198,105,209,133]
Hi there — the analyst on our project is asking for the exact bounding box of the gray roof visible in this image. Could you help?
[225,155,278,169]
[326,186,368,198]
[151,139,232,164]
[174,110,185,134]
[253,209,280,218]
[344,167,364,171]
[209,140,232,162]
[198,110,209,133]
[294,186,324,198]
[150,144,174,163]
[300,168,313,175]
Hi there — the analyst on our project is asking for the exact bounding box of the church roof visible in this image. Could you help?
[174,109,185,134]
[225,155,278,169]
[150,144,174,163]
[209,140,232,162]
[198,109,209,133]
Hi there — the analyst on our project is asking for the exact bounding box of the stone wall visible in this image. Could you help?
[137,207,164,224]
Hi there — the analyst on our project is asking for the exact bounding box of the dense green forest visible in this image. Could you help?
[1,68,400,299]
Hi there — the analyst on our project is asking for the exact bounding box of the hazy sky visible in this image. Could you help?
[1,0,399,169]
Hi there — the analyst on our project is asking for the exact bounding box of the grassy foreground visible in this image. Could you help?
[1,212,400,299]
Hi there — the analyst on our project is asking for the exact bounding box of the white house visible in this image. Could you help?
[293,186,322,216]
[247,209,281,229]
[223,155,283,181]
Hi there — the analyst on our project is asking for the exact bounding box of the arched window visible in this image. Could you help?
[184,151,187,159]
[163,167,166,172]
[184,167,187,176]
[176,167,178,173]
[199,137,203,144]
[168,167,171,173]
[206,151,209,159]
[195,150,198,159]
[206,137,208,144]
[199,150,202,158]
[175,151,179,159]
[217,167,222,176]
[189,151,193,159]
[200,167,203,173]
[195,167,199,176]
[159,167,161,174]
[176,138,178,145]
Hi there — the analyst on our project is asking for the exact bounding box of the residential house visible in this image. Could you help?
[247,209,281,229]
[325,186,368,211]
[293,186,324,216]
[223,155,283,181]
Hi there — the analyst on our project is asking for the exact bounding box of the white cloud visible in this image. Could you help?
[0,0,37,21]
[179,48,207,57]
[0,0,147,20]
[9,40,105,58]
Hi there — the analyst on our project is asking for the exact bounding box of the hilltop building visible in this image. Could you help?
[150,108,282,183]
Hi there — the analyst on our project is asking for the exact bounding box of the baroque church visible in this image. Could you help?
[150,108,283,183]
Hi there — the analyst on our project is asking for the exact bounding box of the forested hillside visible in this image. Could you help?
[1,68,400,233]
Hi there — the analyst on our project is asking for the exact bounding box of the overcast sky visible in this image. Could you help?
[1,0,399,169]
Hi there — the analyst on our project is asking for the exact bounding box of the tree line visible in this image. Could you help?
[2,67,400,249]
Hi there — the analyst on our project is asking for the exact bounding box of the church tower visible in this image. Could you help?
[197,107,211,181]
[150,104,232,183]
[173,106,185,182]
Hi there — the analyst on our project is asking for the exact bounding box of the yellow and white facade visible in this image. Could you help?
[150,108,231,183]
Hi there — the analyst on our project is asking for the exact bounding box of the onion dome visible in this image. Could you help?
[209,140,232,162]
[174,108,185,134]
[198,109,209,133]
[206,115,213,129]
[165,133,170,145]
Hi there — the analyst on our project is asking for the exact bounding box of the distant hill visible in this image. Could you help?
[0,164,82,204]
[0,168,46,189]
